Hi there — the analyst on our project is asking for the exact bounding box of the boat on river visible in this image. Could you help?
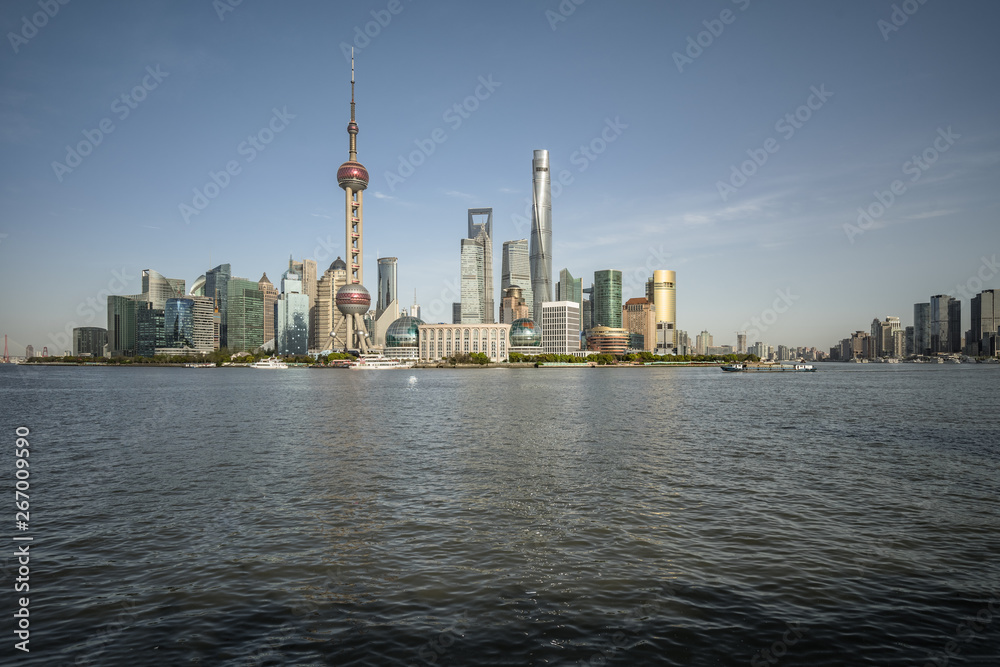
[250,357,288,369]
[721,363,816,372]
[349,355,414,370]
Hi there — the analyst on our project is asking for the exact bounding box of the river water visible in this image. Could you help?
[1,363,998,666]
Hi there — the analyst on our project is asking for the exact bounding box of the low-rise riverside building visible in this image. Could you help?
[418,323,511,362]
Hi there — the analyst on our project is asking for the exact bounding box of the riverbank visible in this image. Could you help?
[17,361,730,369]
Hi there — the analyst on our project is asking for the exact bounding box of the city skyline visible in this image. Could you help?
[2,2,1000,353]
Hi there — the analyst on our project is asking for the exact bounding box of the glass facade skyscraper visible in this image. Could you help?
[913,302,930,356]
[205,264,231,348]
[377,257,398,320]
[556,268,583,331]
[460,238,485,324]
[227,277,264,353]
[593,269,623,329]
[582,285,594,332]
[276,271,309,355]
[930,294,954,354]
[971,289,998,355]
[467,209,494,323]
[947,298,962,354]
[501,239,532,321]
[136,303,165,357]
[107,295,141,357]
[165,298,195,349]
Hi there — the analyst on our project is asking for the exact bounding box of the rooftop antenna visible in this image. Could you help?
[348,47,358,161]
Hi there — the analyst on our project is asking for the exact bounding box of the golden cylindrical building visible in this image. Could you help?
[647,269,676,350]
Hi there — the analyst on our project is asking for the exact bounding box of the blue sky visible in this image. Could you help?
[2,0,999,354]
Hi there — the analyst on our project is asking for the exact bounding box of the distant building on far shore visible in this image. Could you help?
[73,327,107,357]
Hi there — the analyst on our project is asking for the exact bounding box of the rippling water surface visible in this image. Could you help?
[2,364,998,666]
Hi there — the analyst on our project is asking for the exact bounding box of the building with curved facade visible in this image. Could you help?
[190,275,206,297]
[646,269,676,352]
[500,285,529,324]
[165,298,195,349]
[383,315,424,358]
[509,318,541,347]
[142,269,185,310]
[529,150,552,321]
[385,315,423,348]
[161,296,214,354]
[586,326,629,355]
[73,327,107,357]
[502,239,532,321]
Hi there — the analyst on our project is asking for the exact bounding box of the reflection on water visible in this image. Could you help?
[0,364,998,666]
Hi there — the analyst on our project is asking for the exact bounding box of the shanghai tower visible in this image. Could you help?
[529,149,552,321]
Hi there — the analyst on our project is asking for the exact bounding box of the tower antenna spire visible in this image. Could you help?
[347,47,358,161]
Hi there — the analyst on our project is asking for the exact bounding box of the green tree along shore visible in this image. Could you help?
[440,352,762,366]
[506,352,760,365]
[24,350,761,367]
[22,348,359,366]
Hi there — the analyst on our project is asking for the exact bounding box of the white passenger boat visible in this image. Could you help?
[250,356,288,369]
[349,355,414,370]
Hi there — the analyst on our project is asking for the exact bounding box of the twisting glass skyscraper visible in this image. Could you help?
[529,149,552,322]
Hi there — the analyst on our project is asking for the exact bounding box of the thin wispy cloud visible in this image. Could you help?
[905,209,959,221]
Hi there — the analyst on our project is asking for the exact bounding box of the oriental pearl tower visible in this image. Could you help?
[335,49,372,354]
